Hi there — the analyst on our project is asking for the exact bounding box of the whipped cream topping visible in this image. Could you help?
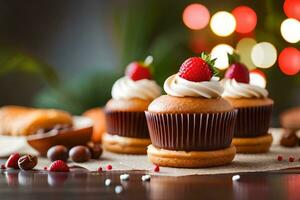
[163,74,224,98]
[111,76,161,100]
[221,78,268,98]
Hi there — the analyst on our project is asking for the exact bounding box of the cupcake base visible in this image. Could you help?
[147,144,236,168]
[102,133,151,154]
[232,134,273,153]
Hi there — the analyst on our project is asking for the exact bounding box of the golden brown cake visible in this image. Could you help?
[146,54,237,168]
[103,57,161,154]
[222,57,274,153]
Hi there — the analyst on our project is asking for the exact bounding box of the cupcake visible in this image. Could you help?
[221,53,274,153]
[146,53,237,168]
[103,56,161,154]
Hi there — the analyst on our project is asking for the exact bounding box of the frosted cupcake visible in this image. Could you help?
[103,56,161,154]
[146,53,237,168]
[221,53,273,153]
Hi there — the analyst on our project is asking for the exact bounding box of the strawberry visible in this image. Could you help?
[49,160,70,172]
[125,56,153,81]
[126,62,151,81]
[5,153,21,169]
[225,53,249,83]
[178,52,218,82]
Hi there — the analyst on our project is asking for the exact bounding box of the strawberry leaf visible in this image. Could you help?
[227,52,241,65]
[200,52,219,76]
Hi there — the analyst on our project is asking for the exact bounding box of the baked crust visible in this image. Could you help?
[105,98,152,112]
[147,144,236,168]
[148,95,234,113]
[102,133,151,154]
[83,107,106,143]
[232,134,273,153]
[280,107,300,129]
[0,106,72,136]
[224,97,274,108]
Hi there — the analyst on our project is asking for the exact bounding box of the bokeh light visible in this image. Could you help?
[232,6,257,33]
[182,4,210,30]
[280,18,300,43]
[251,42,277,68]
[210,11,236,37]
[236,38,257,70]
[278,47,300,75]
[284,0,300,20]
[211,44,234,70]
[250,69,267,88]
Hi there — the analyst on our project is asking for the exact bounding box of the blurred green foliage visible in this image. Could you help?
[0,47,59,87]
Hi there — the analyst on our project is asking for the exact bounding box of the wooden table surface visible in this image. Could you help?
[1,158,300,200]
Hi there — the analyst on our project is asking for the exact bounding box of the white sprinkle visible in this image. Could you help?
[232,175,240,181]
[115,185,123,194]
[141,175,151,182]
[120,174,130,181]
[105,179,112,186]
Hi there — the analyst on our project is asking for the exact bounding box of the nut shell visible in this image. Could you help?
[18,155,38,170]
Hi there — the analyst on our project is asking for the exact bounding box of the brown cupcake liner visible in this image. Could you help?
[105,110,149,138]
[145,110,237,151]
[234,105,273,138]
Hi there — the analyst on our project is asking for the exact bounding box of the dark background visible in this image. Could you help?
[0,0,299,126]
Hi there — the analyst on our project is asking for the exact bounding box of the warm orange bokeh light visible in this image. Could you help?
[182,3,210,30]
[278,47,300,75]
[232,6,257,34]
[284,0,300,20]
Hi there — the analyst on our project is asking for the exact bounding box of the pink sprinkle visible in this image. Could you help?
[277,155,283,161]
[106,165,112,170]
[98,167,103,172]
[1,164,6,169]
[289,157,295,162]
[154,165,160,172]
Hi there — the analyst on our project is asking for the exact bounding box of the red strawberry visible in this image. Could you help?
[5,153,21,169]
[154,165,160,172]
[225,63,249,83]
[49,160,70,172]
[225,53,250,83]
[126,62,152,81]
[178,52,217,82]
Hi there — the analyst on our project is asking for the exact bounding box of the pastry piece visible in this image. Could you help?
[146,53,237,168]
[83,108,106,143]
[280,107,300,147]
[0,106,72,136]
[102,56,161,154]
[221,53,273,153]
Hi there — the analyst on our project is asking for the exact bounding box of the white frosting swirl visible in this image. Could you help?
[163,74,224,98]
[221,79,268,98]
[111,76,161,100]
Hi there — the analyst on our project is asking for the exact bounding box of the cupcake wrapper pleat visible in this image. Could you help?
[234,105,273,138]
[145,110,237,151]
[105,110,149,138]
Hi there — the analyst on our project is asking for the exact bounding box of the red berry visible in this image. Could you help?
[277,155,283,161]
[225,63,250,83]
[5,153,21,169]
[154,165,160,172]
[289,157,295,162]
[44,166,48,170]
[126,62,151,81]
[106,165,112,170]
[179,57,213,82]
[98,167,103,172]
[1,164,6,169]
[49,160,70,172]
